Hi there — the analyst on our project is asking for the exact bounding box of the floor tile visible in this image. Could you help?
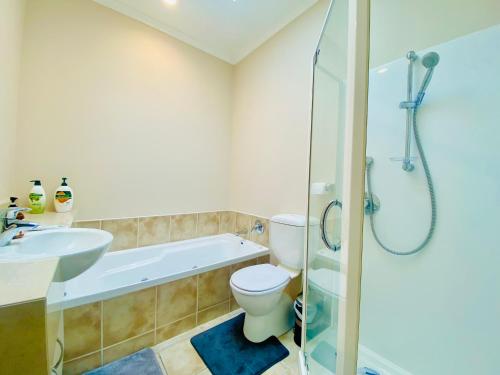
[153,310,299,375]
[159,340,207,375]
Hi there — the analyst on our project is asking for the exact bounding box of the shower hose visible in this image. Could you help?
[366,109,436,256]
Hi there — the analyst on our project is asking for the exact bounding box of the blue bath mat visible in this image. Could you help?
[190,313,289,375]
[83,348,163,375]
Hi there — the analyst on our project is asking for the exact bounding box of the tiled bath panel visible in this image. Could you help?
[62,255,271,374]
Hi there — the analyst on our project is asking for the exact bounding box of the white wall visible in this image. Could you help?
[230,0,330,219]
[370,0,500,67]
[360,25,500,375]
[0,0,26,204]
[13,0,233,220]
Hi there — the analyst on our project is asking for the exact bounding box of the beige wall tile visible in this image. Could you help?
[170,214,196,242]
[257,255,271,264]
[159,340,206,375]
[73,220,101,229]
[263,362,296,375]
[196,212,219,237]
[235,213,251,239]
[198,267,230,310]
[156,314,196,344]
[230,258,257,275]
[219,211,236,234]
[197,301,230,325]
[63,351,101,375]
[138,216,170,247]
[64,302,101,360]
[284,274,302,301]
[101,218,138,251]
[250,216,270,246]
[103,288,155,347]
[230,297,240,312]
[157,276,197,327]
[103,331,155,365]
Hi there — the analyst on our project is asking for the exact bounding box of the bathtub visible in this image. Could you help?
[56,234,268,309]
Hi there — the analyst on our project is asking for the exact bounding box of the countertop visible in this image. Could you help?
[0,258,59,306]
[23,210,76,227]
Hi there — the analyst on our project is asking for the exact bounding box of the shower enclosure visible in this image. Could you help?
[302,0,499,374]
[301,0,347,372]
[301,0,369,374]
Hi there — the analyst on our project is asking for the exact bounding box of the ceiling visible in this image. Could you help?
[93,0,319,64]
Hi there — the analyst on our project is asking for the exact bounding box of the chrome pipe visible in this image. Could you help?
[402,51,417,172]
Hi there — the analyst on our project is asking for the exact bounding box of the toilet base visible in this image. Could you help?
[243,293,294,343]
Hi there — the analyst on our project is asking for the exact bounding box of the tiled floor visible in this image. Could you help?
[153,309,300,375]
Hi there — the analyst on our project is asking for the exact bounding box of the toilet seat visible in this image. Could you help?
[230,264,290,295]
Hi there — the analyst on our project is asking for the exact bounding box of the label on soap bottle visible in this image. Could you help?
[55,190,72,203]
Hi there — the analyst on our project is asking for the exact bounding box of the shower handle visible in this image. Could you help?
[320,199,342,252]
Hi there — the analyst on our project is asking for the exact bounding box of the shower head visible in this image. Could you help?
[422,52,440,68]
[416,51,440,105]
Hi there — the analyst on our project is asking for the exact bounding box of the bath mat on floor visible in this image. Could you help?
[83,348,163,375]
[190,313,289,375]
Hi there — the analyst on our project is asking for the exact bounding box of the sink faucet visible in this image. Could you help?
[0,207,40,247]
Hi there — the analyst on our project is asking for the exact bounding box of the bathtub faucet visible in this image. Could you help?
[234,220,265,237]
[251,220,265,235]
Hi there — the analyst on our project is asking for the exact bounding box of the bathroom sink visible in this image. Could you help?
[0,228,113,281]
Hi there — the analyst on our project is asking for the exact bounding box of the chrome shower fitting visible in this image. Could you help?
[399,50,440,172]
[400,51,417,172]
[364,50,439,256]
[364,157,380,215]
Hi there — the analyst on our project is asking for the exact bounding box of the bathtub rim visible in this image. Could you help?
[54,234,269,310]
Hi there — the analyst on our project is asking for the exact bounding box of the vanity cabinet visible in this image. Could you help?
[0,259,64,375]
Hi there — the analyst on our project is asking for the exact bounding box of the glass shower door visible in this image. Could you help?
[303,0,349,373]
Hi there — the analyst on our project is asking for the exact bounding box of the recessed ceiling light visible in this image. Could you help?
[163,0,177,5]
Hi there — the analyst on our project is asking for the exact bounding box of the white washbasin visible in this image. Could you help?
[0,228,113,281]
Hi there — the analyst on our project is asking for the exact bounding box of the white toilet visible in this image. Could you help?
[230,214,308,343]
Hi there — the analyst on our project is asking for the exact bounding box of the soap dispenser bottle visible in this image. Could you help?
[8,196,18,208]
[54,177,73,213]
[28,180,46,214]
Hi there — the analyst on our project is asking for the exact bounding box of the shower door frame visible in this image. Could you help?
[300,0,370,374]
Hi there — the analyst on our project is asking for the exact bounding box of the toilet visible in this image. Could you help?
[230,214,309,343]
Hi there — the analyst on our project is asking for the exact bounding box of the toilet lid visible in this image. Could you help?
[231,264,290,292]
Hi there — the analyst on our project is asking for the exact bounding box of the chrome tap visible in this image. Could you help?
[0,207,39,247]
[3,207,39,229]
[234,220,265,237]
[251,220,265,235]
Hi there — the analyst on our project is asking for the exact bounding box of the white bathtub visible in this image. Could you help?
[56,234,268,309]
